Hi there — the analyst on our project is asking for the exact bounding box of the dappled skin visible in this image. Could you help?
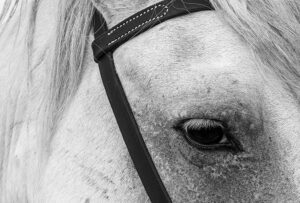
[111,11,300,202]
[2,0,300,202]
[41,5,300,203]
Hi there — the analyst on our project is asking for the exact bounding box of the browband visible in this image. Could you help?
[92,0,214,202]
[92,0,213,61]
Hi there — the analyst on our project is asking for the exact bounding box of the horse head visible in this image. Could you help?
[1,0,300,202]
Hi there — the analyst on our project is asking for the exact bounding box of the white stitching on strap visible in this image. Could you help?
[107,4,169,46]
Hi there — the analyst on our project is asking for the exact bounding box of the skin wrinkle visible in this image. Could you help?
[77,163,115,186]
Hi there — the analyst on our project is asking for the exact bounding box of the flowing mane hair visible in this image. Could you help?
[211,0,300,98]
[42,0,94,157]
[0,0,299,201]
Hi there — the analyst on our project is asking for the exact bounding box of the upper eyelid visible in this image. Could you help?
[182,119,224,131]
[172,117,225,131]
[173,103,260,130]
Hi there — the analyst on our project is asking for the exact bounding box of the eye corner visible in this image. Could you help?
[226,133,244,152]
[171,117,191,131]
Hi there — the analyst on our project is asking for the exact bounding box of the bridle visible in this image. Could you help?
[92,1,214,202]
[92,0,214,202]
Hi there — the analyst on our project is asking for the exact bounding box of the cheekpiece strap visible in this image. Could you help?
[92,0,214,202]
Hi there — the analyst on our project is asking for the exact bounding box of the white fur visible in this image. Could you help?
[1,0,300,202]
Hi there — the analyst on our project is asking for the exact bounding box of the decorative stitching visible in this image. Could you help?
[107,5,159,36]
[107,4,169,46]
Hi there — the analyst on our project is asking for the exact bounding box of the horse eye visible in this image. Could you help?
[175,119,232,150]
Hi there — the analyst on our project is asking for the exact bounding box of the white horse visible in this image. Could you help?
[1,0,300,202]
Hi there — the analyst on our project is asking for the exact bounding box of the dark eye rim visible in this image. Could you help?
[173,118,243,152]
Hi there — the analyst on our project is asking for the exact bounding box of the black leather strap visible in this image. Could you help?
[92,0,214,202]
[93,12,172,203]
[92,0,213,61]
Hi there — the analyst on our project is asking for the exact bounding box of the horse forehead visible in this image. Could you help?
[114,11,251,80]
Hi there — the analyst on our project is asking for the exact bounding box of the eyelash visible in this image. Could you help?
[173,118,243,151]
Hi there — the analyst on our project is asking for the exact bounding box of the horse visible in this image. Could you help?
[1,0,300,202]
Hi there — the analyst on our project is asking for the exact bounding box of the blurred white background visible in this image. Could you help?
[0,0,4,12]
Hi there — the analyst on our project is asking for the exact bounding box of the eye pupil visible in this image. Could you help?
[187,125,224,145]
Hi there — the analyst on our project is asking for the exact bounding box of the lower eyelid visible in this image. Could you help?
[174,133,237,168]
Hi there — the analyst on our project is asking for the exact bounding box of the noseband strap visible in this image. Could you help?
[92,0,214,202]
